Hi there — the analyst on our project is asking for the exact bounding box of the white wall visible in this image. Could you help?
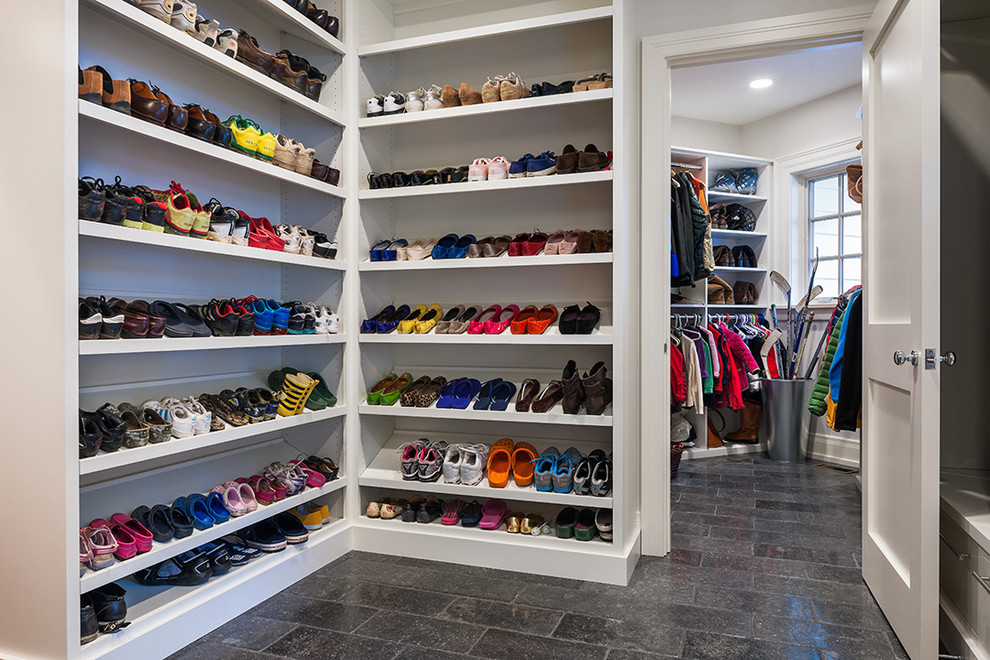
[636,0,873,37]
[671,116,743,154]
[741,84,862,159]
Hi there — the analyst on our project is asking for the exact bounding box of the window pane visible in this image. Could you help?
[844,175,861,212]
[816,259,840,299]
[812,176,840,217]
[812,218,840,257]
[844,256,862,291]
[843,213,862,254]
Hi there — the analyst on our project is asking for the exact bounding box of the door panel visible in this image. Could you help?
[862,0,940,658]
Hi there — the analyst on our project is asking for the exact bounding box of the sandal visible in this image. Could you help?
[479,499,508,530]
[441,499,465,525]
[521,513,545,535]
[515,378,541,412]
[506,511,525,533]
[511,442,538,486]
[573,73,612,92]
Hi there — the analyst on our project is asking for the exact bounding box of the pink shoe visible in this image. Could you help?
[82,524,117,570]
[79,531,92,576]
[110,513,153,553]
[479,499,508,529]
[468,158,490,182]
[213,482,247,516]
[441,499,465,525]
[468,305,501,334]
[90,518,136,560]
[290,459,326,488]
[487,156,510,180]
[237,481,258,512]
[485,304,520,334]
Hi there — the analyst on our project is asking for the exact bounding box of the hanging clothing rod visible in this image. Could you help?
[672,161,703,170]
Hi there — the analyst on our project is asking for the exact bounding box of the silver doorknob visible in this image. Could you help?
[940,351,957,367]
[893,350,918,366]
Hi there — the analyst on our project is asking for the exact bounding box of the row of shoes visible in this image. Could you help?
[78,295,339,340]
[79,370,337,458]
[79,458,337,574]
[80,584,129,644]
[79,176,338,256]
[280,0,340,37]
[369,230,612,262]
[365,72,612,117]
[397,438,612,496]
[360,302,599,336]
[126,0,235,55]
[365,145,610,190]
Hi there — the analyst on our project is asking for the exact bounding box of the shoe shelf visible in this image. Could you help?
[360,432,613,507]
[359,171,612,200]
[79,520,349,660]
[79,102,346,199]
[80,405,345,477]
[81,0,345,127]
[358,88,613,128]
[712,266,767,275]
[80,477,347,593]
[79,333,345,356]
[706,191,768,203]
[671,303,705,309]
[357,6,612,56]
[79,222,346,271]
[226,0,345,54]
[358,328,612,346]
[359,252,613,271]
[708,303,769,311]
[360,398,613,427]
[711,229,768,240]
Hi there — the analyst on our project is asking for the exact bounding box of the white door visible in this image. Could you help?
[861,1,940,658]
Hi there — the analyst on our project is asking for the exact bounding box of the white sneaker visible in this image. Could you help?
[182,397,212,435]
[160,398,195,438]
[383,91,406,115]
[141,399,170,423]
[192,16,219,46]
[424,85,444,110]
[366,95,385,117]
[131,0,173,22]
[215,29,237,57]
[488,156,510,180]
[406,88,426,112]
[276,225,301,254]
[313,305,339,334]
[460,444,489,485]
[170,0,196,33]
[442,444,463,483]
[296,227,315,256]
[324,307,340,334]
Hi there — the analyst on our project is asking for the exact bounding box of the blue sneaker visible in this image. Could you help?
[265,299,289,334]
[508,154,534,178]
[534,446,560,491]
[527,151,557,176]
[552,447,584,493]
[249,297,273,334]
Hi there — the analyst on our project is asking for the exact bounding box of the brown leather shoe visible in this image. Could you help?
[577,144,609,172]
[78,67,102,104]
[108,298,150,338]
[576,230,594,254]
[582,362,612,415]
[531,381,564,413]
[556,144,579,174]
[515,378,541,412]
[273,53,309,93]
[310,159,339,185]
[305,8,339,37]
[236,31,287,80]
[121,299,166,338]
[441,84,461,108]
[128,80,168,126]
[560,360,585,414]
[708,275,734,304]
[85,65,130,114]
[150,85,188,133]
[591,229,612,253]
[458,82,482,105]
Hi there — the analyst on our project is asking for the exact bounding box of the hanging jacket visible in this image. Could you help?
[671,342,686,409]
[829,290,863,403]
[833,292,863,431]
[677,172,711,281]
[690,176,715,273]
[671,177,695,287]
[808,286,860,416]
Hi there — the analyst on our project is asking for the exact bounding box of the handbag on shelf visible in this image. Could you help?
[846,163,863,203]
[707,409,725,448]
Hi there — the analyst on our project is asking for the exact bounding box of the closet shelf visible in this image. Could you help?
[81,0,345,127]
[360,401,613,427]
[708,304,768,311]
[79,222,347,271]
[671,303,705,309]
[359,171,612,200]
[360,253,612,271]
[713,267,767,274]
[359,328,612,346]
[707,191,767,202]
[711,229,768,240]
[226,0,345,54]
[79,406,345,476]
[79,102,345,199]
[358,5,613,56]
[79,520,349,660]
[79,333,345,356]
[80,477,348,592]
[358,88,613,128]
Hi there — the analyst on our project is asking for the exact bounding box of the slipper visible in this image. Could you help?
[460,500,483,527]
[479,499,508,530]
[473,378,504,410]
[511,441,538,486]
[435,378,465,409]
[108,513,153,553]
[450,378,482,409]
[486,438,514,488]
[575,508,598,541]
[441,499,465,525]
[489,381,518,412]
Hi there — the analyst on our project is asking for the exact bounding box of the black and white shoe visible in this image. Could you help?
[366,94,386,117]
[134,550,212,586]
[383,91,406,115]
[89,584,130,634]
[243,519,287,552]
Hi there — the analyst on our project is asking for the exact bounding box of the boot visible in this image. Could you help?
[561,359,585,414]
[725,399,761,444]
[581,361,613,416]
[707,409,725,449]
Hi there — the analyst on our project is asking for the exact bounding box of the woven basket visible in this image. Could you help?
[671,443,686,478]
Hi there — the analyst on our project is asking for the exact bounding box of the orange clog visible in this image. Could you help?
[487,438,514,488]
[511,442,538,486]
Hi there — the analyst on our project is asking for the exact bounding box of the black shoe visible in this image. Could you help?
[82,408,126,453]
[416,497,443,524]
[401,496,424,523]
[81,595,99,644]
[221,535,262,565]
[167,503,195,539]
[243,520,287,552]
[79,411,101,458]
[131,504,175,543]
[90,584,129,633]
[273,512,309,544]
[78,177,106,222]
[197,542,232,576]
[134,550,212,586]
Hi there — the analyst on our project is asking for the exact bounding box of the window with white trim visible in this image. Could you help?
[808,168,861,299]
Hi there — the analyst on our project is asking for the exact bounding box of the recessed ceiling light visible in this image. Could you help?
[749,78,774,89]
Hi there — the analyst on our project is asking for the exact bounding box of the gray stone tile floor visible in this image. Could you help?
[170,454,907,659]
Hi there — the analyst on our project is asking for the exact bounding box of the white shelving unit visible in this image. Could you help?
[670,147,772,461]
[359,170,612,199]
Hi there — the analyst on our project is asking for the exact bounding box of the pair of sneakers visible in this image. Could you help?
[442,444,490,485]
[143,396,212,438]
[468,157,511,181]
[399,439,449,482]
[481,73,530,103]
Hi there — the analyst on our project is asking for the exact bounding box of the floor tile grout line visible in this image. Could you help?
[254,620,301,655]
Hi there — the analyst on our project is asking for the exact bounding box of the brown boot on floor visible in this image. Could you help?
[707,409,725,448]
[458,82,482,105]
[725,399,761,444]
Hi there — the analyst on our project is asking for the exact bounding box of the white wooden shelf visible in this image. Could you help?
[707,191,767,202]
[680,443,765,461]
[941,469,990,553]
[79,102,344,198]
[708,304,768,310]
[359,88,612,127]
[226,0,345,54]
[712,267,767,274]
[81,0,345,126]
[79,222,346,271]
[711,229,768,240]
[360,252,612,271]
[361,436,612,507]
[80,520,349,660]
[80,477,347,592]
[360,398,613,427]
[358,6,613,56]
[359,328,611,345]
[671,303,705,309]
[359,171,612,200]
[79,406,346,476]
[80,333,345,356]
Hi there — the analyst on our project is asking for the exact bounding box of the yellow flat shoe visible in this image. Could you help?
[506,511,525,533]
[397,305,426,334]
[414,304,443,334]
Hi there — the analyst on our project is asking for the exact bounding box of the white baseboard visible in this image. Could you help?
[807,432,860,468]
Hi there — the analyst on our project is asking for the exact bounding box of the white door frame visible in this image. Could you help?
[639,6,873,557]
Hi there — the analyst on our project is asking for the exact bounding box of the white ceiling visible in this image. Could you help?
[671,42,863,126]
